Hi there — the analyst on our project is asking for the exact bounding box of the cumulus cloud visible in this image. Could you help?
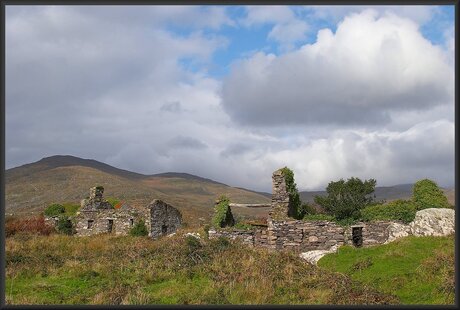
[240,5,309,50]
[222,9,453,128]
[5,6,454,192]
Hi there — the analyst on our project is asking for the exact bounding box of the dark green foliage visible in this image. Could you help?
[95,185,104,191]
[129,220,148,236]
[412,179,451,210]
[212,196,235,228]
[299,203,317,218]
[44,203,65,217]
[56,216,73,235]
[361,200,417,224]
[280,167,302,219]
[314,177,377,220]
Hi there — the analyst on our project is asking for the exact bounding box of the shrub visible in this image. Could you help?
[129,220,148,236]
[300,203,317,216]
[56,216,73,235]
[44,203,65,217]
[314,177,377,220]
[412,179,451,210]
[212,196,235,228]
[5,215,55,237]
[280,167,303,219]
[361,200,416,224]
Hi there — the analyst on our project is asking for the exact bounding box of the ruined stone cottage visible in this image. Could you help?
[74,186,182,238]
[209,168,455,252]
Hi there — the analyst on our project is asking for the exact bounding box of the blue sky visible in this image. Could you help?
[5,5,455,191]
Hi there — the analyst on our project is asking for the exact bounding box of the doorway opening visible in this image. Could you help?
[161,224,168,235]
[352,226,363,247]
[108,220,114,233]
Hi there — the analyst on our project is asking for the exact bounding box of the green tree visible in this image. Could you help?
[314,177,377,220]
[361,199,417,224]
[56,215,73,235]
[129,220,148,236]
[44,203,65,217]
[412,179,451,210]
[280,167,303,219]
[212,195,235,228]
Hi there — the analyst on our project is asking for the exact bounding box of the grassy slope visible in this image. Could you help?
[6,232,398,305]
[6,166,270,225]
[318,235,455,305]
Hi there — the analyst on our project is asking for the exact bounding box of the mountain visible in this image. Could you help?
[5,155,271,225]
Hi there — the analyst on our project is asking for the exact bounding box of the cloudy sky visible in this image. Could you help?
[5,5,455,192]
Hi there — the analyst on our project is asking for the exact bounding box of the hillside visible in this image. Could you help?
[5,155,271,225]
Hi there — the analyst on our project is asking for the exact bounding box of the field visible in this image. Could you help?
[5,228,454,305]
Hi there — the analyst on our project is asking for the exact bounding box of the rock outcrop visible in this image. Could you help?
[409,208,455,237]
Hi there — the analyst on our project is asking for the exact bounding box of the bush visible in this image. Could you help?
[412,179,451,210]
[5,215,55,237]
[56,216,73,235]
[212,196,235,228]
[280,167,303,219]
[129,220,148,236]
[314,177,376,220]
[299,203,317,216]
[44,203,65,217]
[361,200,416,224]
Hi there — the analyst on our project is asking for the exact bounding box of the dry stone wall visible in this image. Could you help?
[148,199,182,238]
[75,208,141,236]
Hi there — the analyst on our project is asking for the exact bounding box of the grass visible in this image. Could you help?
[318,234,455,305]
[6,231,398,305]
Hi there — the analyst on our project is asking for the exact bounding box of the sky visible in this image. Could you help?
[5,5,455,192]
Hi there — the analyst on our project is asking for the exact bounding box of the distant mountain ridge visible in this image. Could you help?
[6,155,454,222]
[5,155,272,223]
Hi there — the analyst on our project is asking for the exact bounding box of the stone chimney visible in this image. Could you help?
[81,186,112,210]
[269,169,290,220]
[89,186,104,201]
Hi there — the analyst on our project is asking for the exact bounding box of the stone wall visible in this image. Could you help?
[269,169,293,220]
[209,220,399,252]
[208,228,256,246]
[75,208,142,236]
[147,199,182,238]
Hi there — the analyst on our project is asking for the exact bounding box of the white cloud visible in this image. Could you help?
[222,9,453,127]
[240,6,309,50]
[6,6,454,193]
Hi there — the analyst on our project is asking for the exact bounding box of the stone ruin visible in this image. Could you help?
[80,186,113,210]
[72,186,182,238]
[209,168,456,259]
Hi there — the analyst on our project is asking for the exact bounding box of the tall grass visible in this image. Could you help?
[6,231,397,305]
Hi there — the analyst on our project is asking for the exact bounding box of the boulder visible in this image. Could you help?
[409,208,455,237]
[299,245,339,265]
[385,222,411,244]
